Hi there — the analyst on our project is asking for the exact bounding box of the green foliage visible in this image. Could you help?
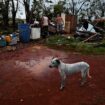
[46,35,105,55]
[47,35,79,45]
[54,4,63,15]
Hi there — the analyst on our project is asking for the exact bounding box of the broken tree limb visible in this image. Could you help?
[82,33,97,42]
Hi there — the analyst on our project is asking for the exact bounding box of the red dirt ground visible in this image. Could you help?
[0,44,105,105]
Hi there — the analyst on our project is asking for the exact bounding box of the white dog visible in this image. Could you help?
[49,57,91,90]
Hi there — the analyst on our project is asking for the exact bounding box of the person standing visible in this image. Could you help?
[41,14,49,38]
[56,14,64,35]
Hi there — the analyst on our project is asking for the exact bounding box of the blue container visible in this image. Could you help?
[18,24,30,43]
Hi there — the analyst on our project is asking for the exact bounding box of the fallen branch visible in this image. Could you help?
[82,33,97,42]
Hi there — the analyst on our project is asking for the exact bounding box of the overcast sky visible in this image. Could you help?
[16,0,59,19]
[16,0,105,19]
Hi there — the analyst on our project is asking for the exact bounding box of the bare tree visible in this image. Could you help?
[1,0,10,29]
[11,0,19,30]
[79,0,105,20]
[23,0,30,23]
[32,0,43,20]
[89,0,105,18]
[64,0,90,15]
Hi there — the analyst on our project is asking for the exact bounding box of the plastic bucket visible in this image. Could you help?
[18,24,30,43]
[31,28,41,39]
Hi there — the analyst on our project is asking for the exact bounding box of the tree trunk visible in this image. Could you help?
[24,0,30,23]
[1,0,9,29]
[26,11,30,23]
[2,12,9,29]
[12,13,16,31]
[11,0,18,31]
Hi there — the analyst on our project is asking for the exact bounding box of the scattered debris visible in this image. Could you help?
[74,18,105,42]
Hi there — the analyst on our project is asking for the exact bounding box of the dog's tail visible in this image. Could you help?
[87,68,92,79]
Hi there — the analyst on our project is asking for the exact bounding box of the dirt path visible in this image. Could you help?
[0,44,105,105]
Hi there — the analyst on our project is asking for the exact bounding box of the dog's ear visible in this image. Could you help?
[56,59,60,65]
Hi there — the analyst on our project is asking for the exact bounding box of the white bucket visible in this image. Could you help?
[31,28,41,39]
